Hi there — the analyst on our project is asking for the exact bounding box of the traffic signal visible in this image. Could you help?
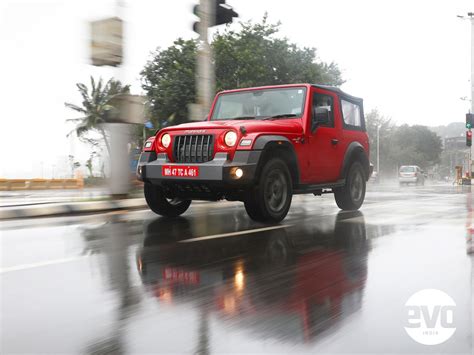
[192,0,238,34]
[467,130,472,147]
[215,0,238,26]
[192,4,201,34]
[466,113,474,129]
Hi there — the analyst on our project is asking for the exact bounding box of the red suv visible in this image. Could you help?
[138,84,372,222]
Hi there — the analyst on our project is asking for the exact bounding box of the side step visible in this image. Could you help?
[293,179,345,195]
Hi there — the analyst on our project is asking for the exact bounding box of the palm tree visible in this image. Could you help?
[65,76,130,155]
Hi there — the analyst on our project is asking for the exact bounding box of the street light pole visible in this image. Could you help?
[377,125,381,175]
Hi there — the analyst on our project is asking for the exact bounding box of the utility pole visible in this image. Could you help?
[197,0,215,119]
[107,0,130,197]
[190,0,215,121]
[191,0,238,120]
[457,12,474,179]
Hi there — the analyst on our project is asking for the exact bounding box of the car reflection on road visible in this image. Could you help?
[137,211,370,344]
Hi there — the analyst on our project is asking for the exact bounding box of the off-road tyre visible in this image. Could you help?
[244,158,292,223]
[144,182,191,217]
[334,161,366,211]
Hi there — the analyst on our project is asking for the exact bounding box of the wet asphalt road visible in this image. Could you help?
[1,183,473,354]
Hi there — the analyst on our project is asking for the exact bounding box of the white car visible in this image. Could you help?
[399,165,425,186]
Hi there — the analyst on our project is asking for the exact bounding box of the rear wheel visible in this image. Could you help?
[144,183,191,217]
[334,161,366,211]
[244,158,292,223]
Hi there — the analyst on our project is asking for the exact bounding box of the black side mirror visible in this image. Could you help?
[312,107,330,131]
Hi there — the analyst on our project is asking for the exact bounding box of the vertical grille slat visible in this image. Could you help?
[207,135,212,159]
[177,136,182,162]
[198,135,203,163]
[185,135,189,162]
[173,134,214,163]
[192,135,197,162]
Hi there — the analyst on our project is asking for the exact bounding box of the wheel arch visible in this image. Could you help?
[253,135,300,187]
[340,142,370,181]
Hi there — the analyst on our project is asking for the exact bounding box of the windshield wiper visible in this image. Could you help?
[261,114,297,120]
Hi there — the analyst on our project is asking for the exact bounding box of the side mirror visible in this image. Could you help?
[312,107,330,131]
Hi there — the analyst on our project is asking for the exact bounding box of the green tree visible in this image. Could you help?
[65,76,130,155]
[388,125,442,169]
[140,17,344,127]
[365,109,443,176]
[141,39,197,128]
[213,17,343,91]
[365,109,394,171]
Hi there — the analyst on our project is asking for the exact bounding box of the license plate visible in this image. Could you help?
[162,165,199,178]
[163,267,200,284]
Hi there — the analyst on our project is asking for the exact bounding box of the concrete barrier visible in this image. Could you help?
[28,179,50,190]
[0,178,84,191]
[9,179,29,190]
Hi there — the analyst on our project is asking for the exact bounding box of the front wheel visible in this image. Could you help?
[144,183,191,217]
[244,158,292,223]
[334,161,366,211]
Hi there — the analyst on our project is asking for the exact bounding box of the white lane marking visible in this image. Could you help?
[179,224,292,243]
[0,255,89,274]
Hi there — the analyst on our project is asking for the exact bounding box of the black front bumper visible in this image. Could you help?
[137,151,261,190]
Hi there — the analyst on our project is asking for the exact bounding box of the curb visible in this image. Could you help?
[0,198,148,220]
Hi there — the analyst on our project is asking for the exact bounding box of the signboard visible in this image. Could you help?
[90,17,123,67]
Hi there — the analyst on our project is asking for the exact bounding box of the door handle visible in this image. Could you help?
[331,139,339,145]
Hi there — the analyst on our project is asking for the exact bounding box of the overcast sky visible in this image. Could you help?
[0,0,472,178]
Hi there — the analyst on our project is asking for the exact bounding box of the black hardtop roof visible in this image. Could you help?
[312,84,363,103]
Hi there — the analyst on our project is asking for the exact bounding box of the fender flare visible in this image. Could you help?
[253,135,300,185]
[253,135,292,150]
[340,142,370,180]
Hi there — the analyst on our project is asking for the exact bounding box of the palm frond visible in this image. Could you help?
[64,102,87,113]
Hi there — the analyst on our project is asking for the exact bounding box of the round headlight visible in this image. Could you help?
[224,131,238,147]
[161,133,171,148]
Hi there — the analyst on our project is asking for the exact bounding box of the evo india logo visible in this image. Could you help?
[404,289,456,345]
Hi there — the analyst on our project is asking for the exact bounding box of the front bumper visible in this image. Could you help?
[137,151,261,186]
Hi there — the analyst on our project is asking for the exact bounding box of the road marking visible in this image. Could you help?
[0,255,89,274]
[179,224,292,243]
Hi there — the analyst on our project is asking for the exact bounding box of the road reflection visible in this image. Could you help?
[81,216,143,354]
[137,211,371,345]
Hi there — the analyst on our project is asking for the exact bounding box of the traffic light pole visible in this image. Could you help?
[196,0,215,119]
[470,13,474,178]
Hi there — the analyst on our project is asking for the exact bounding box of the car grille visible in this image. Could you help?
[173,135,214,163]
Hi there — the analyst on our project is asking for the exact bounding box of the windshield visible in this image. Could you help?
[400,166,416,172]
[211,87,307,120]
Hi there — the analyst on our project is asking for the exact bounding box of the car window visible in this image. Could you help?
[313,93,334,127]
[341,99,362,128]
[400,166,415,172]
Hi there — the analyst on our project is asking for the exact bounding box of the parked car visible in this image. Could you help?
[399,165,425,186]
[137,83,372,222]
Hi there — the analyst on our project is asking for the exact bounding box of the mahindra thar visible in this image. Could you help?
[137,84,372,222]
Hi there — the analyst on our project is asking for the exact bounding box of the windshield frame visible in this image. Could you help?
[210,86,308,121]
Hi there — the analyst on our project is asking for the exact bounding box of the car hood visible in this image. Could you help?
[161,119,304,135]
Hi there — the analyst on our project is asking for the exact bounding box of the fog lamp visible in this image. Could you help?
[234,168,243,179]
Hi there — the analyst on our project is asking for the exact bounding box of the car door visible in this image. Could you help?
[305,89,343,183]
